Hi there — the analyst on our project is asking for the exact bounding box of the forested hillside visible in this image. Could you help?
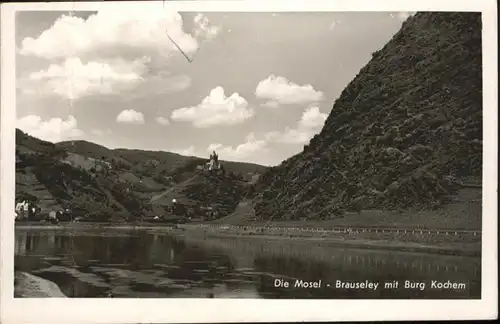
[251,12,482,221]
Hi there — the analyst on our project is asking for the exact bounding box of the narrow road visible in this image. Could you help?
[149,173,200,203]
[186,223,482,236]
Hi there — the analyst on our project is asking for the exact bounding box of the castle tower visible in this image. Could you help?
[208,151,220,171]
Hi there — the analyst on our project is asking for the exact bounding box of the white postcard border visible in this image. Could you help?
[1,1,497,323]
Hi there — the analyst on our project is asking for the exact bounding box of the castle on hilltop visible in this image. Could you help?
[207,150,221,171]
[197,150,223,173]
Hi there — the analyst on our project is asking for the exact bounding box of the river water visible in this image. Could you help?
[14,228,481,298]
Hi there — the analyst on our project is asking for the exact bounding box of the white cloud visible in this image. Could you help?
[17,115,84,143]
[207,133,268,162]
[170,86,253,128]
[116,109,145,124]
[255,74,324,105]
[20,8,204,60]
[390,12,416,22]
[23,57,146,100]
[298,106,328,129]
[18,9,208,101]
[266,106,327,145]
[193,13,220,40]
[156,116,170,126]
[200,107,326,162]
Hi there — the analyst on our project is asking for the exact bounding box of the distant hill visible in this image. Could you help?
[56,140,266,178]
[250,12,482,221]
[15,129,266,222]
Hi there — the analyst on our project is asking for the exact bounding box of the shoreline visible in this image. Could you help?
[15,222,481,257]
[15,223,178,230]
[14,271,67,298]
[14,221,482,232]
[193,232,481,257]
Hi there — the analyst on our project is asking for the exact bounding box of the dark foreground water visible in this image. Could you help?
[15,229,481,298]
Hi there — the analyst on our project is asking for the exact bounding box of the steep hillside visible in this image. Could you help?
[252,12,482,221]
[150,171,249,217]
[16,130,265,221]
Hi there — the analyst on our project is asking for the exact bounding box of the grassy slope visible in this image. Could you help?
[250,12,482,227]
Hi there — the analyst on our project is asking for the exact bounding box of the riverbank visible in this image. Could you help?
[16,222,481,257]
[14,271,66,297]
[15,222,181,232]
[173,228,481,257]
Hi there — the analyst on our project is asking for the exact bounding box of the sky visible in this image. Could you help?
[15,8,414,166]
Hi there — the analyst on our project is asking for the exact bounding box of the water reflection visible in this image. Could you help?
[15,229,481,298]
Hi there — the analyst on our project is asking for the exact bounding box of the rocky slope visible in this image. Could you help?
[251,12,482,221]
[16,129,265,221]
